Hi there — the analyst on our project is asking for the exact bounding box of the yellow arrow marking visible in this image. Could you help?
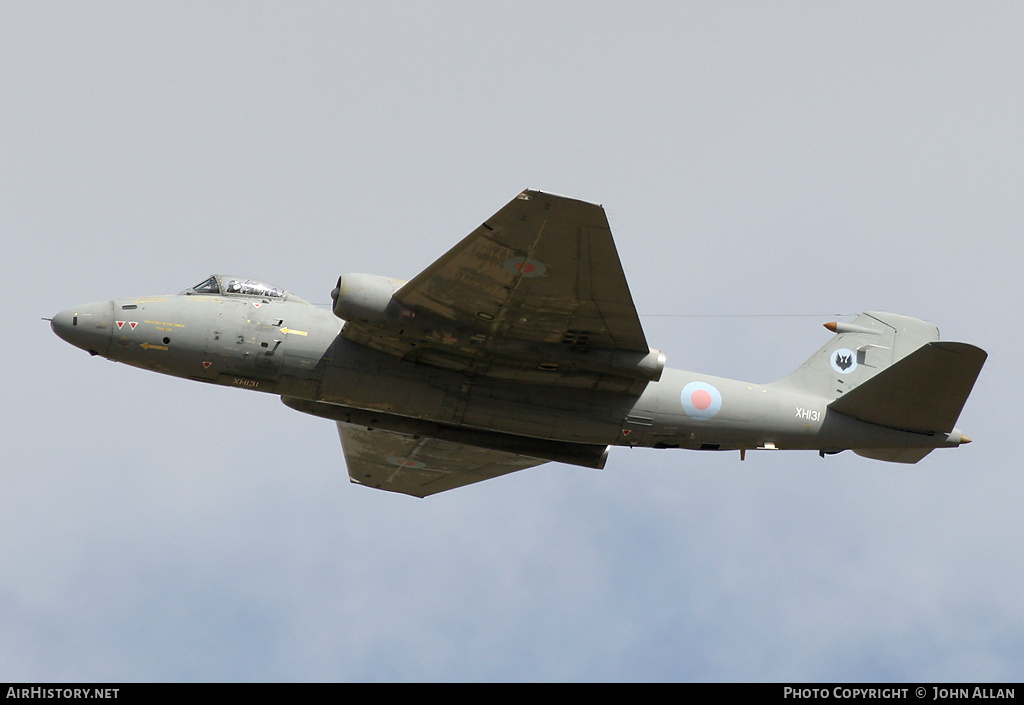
[140,342,169,351]
[280,327,308,336]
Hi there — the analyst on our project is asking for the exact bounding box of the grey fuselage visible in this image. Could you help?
[51,288,964,459]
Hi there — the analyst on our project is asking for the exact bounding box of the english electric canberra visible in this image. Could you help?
[52,190,987,497]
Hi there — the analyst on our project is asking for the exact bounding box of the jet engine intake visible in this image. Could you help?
[331,273,408,324]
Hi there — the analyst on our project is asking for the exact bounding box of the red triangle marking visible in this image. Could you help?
[116,321,125,329]
[129,321,138,329]
[203,362,212,369]
[622,429,632,436]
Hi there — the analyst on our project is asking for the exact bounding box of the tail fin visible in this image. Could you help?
[776,311,943,401]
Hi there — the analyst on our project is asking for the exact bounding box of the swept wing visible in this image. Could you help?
[340,189,662,391]
[338,423,545,498]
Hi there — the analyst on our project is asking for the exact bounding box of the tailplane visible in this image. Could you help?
[828,340,987,435]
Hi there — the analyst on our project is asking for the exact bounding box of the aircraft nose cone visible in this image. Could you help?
[51,300,114,357]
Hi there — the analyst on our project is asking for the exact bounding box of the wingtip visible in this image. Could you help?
[519,188,603,208]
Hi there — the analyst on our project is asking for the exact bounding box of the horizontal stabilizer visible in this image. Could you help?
[853,447,934,464]
[828,342,987,434]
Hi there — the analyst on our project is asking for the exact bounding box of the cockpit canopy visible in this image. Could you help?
[182,275,302,301]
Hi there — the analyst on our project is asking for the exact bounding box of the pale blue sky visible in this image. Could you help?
[2,2,1022,681]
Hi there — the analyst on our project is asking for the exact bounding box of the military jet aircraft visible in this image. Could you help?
[51,190,987,497]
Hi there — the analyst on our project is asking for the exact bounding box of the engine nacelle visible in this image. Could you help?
[331,273,408,324]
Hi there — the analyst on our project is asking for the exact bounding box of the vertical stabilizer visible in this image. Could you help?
[775,311,940,401]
